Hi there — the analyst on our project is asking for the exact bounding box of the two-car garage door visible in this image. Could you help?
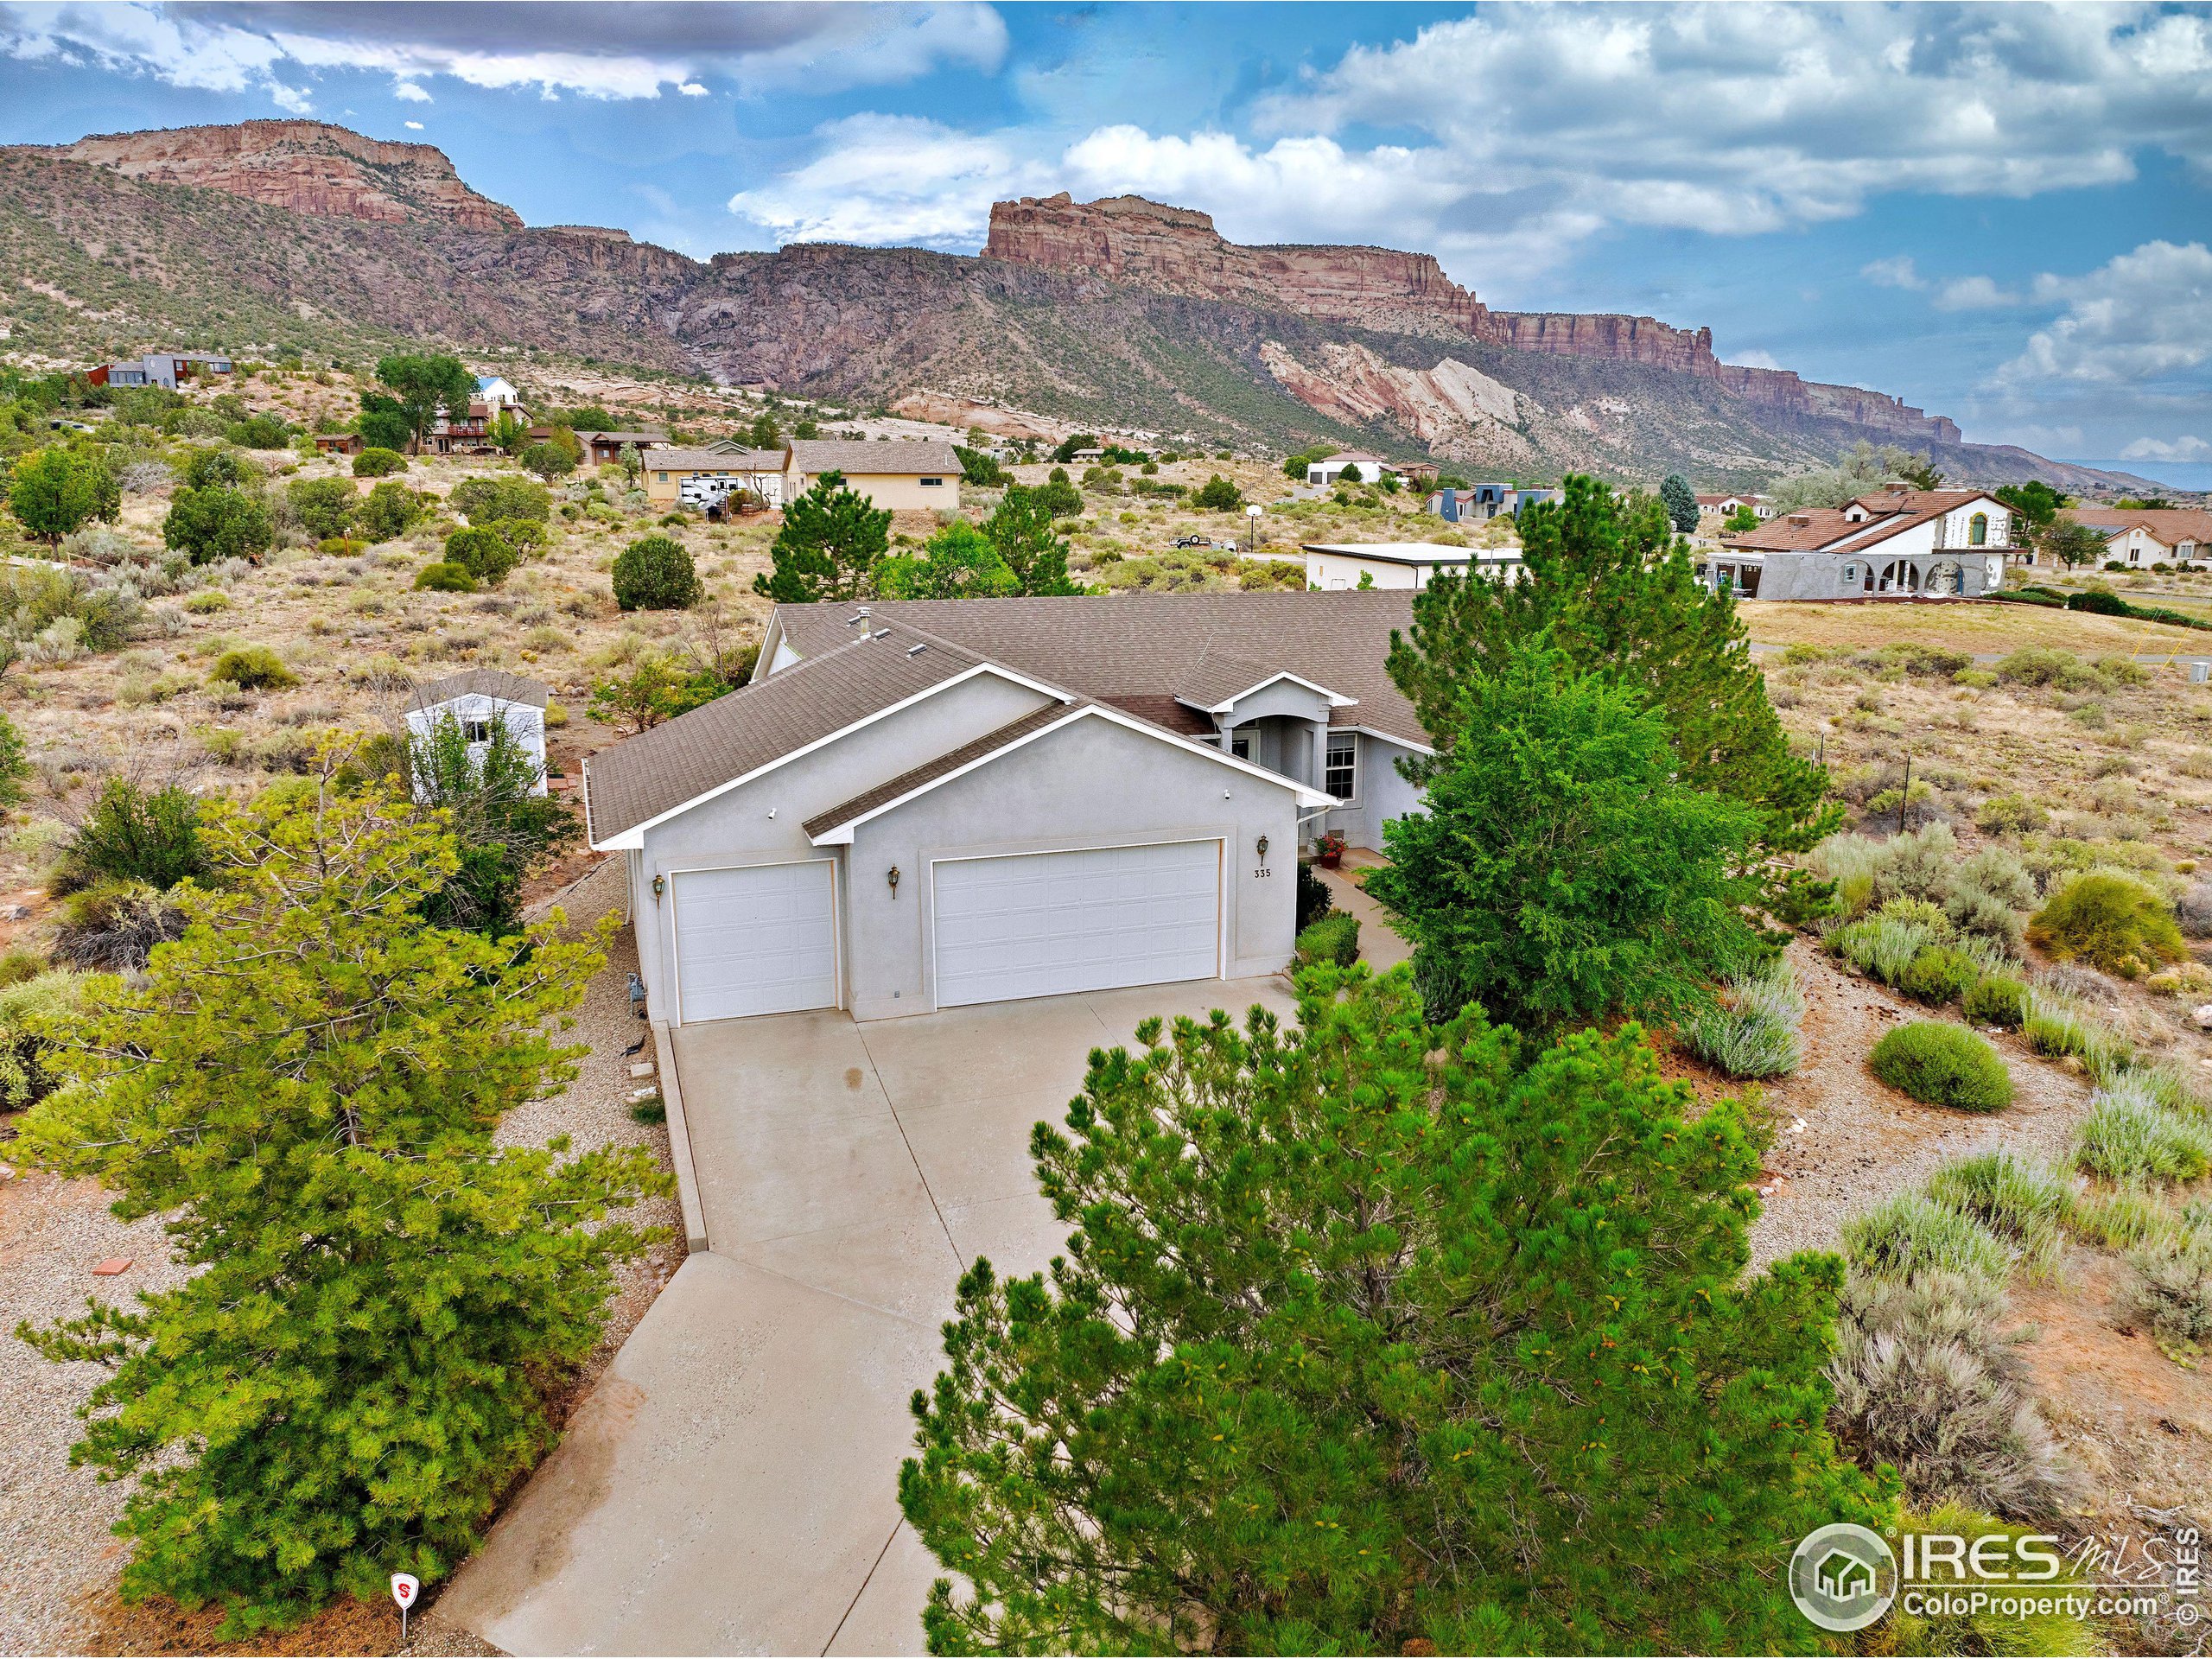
[669,841,1223,1024]
[931,840,1221,1008]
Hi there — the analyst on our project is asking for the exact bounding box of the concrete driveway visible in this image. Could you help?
[440,975,1296,1656]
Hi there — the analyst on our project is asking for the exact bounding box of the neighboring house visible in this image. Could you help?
[2063,507,2212,569]
[1303,541,1523,591]
[785,439,963,511]
[1397,461,1442,487]
[88,353,232,390]
[1697,493,1773,519]
[574,429,670,467]
[313,432,364,456]
[1705,486,2013,599]
[584,593,1433,1027]
[642,448,788,505]
[1070,447,1105,464]
[474,374,523,414]
[429,400,503,455]
[1308,451,1396,486]
[404,669,551,798]
[1429,482,1514,521]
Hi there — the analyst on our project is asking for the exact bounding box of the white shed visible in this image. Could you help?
[405,669,552,797]
[1301,542,1523,591]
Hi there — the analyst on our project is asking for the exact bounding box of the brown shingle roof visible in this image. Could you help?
[772,592,1428,748]
[2067,507,2212,545]
[411,668,550,710]
[582,620,989,842]
[642,448,781,472]
[800,704,1071,839]
[789,439,962,478]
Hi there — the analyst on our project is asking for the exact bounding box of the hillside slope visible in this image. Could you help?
[0,124,2138,490]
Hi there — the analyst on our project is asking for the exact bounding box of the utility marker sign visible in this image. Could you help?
[391,1572,420,1638]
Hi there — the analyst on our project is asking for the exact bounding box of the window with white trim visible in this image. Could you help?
[1325,731,1357,799]
[1229,730,1252,761]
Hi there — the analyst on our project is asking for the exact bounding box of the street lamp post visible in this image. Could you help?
[1246,502,1262,556]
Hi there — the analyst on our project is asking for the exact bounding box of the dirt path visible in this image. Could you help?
[1746,938,2099,1268]
[0,855,679,1657]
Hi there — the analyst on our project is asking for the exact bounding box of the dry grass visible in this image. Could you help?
[1745,599,2211,656]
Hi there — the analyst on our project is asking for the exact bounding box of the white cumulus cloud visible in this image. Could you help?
[2002,240,2212,385]
[1862,256,1923,290]
[728,114,1050,249]
[392,79,429,102]
[0,1,1007,102]
[2120,435,2211,461]
[1932,275,2023,310]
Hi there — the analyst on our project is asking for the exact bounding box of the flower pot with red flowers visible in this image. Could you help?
[1315,831,1345,868]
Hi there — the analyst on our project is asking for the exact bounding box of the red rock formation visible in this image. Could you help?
[44,121,521,232]
[985,194,1961,445]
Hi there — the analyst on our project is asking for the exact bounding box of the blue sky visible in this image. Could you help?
[2,2,2208,474]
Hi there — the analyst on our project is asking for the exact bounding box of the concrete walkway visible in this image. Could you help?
[1317,855,1412,970]
[440,976,1297,1657]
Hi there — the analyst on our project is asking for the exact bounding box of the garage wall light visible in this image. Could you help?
[1255,836,1269,861]
[652,874,665,899]
[887,865,901,899]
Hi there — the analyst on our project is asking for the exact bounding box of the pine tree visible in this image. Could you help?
[1367,637,1762,1032]
[1660,472,1700,533]
[16,769,667,1632]
[753,470,891,603]
[982,486,1080,595]
[900,967,1894,1654]
[1386,473,1837,861]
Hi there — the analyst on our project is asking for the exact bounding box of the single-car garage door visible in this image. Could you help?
[932,840,1221,1009]
[672,861,838,1023]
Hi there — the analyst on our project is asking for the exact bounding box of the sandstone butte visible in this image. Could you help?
[984,192,1961,447]
[25,119,1956,449]
[39,119,523,235]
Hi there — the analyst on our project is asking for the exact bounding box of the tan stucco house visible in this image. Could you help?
[786,440,962,512]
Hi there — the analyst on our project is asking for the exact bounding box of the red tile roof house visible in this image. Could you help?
[582,593,1430,1026]
[1705,486,2015,600]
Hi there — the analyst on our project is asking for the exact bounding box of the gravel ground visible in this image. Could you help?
[1746,937,2100,1268]
[0,853,681,1658]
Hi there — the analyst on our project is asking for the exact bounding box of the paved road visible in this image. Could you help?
[439,976,1299,1657]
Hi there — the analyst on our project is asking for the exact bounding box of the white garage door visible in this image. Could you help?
[932,840,1221,1009]
[672,861,838,1023]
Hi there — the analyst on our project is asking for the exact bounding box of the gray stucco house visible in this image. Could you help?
[583,594,1431,1027]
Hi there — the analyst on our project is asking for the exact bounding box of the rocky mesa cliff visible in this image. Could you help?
[985,193,1961,446]
[36,120,522,233]
[5,121,2113,487]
